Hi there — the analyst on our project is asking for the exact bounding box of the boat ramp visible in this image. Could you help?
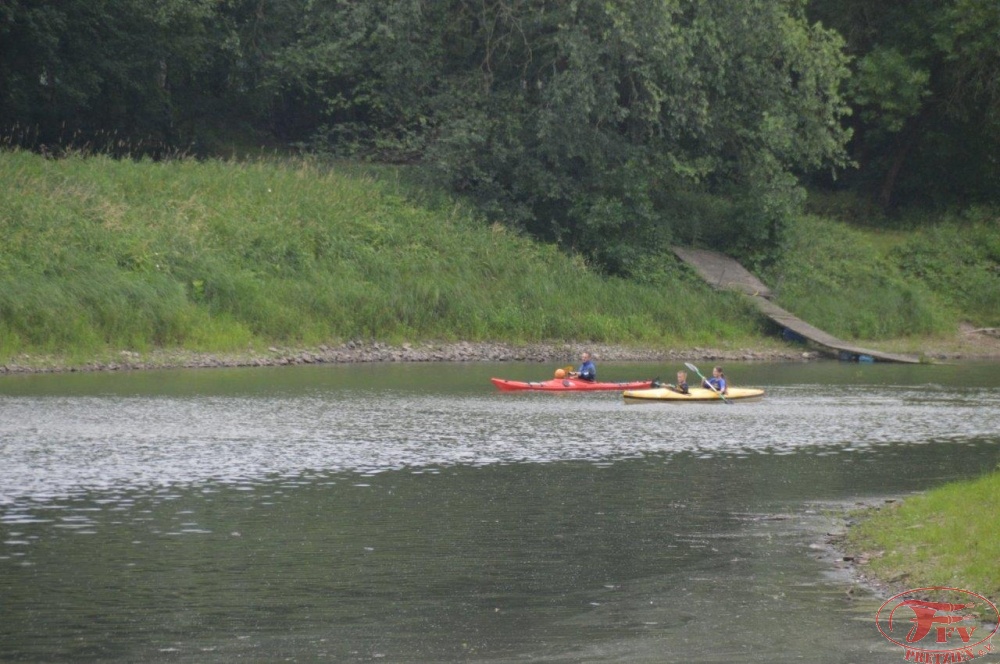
[672,247,923,364]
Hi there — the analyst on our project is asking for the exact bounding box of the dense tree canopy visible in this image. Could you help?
[3,0,995,269]
[263,0,854,270]
[0,0,280,153]
[808,0,1000,208]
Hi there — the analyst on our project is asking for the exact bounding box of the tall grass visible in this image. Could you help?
[0,150,767,358]
[3,150,996,360]
[800,193,1000,331]
[886,212,1000,327]
[762,215,955,339]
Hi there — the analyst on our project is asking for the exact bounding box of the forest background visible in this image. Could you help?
[1,0,999,365]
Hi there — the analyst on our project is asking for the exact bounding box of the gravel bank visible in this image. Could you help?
[2,328,998,374]
[0,340,819,375]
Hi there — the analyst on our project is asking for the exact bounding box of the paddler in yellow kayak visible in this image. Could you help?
[701,366,728,395]
[672,370,690,394]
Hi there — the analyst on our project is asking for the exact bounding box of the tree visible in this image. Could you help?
[0,0,274,154]
[263,1,448,153]
[1,0,856,269]
[281,0,851,270]
[808,0,1000,208]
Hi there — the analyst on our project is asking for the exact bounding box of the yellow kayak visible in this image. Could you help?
[623,386,765,403]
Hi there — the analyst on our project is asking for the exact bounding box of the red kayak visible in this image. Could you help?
[491,377,655,392]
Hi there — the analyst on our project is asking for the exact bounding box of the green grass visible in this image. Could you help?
[845,471,1000,617]
[0,150,768,360]
[1,150,997,364]
[800,192,1000,330]
[886,216,1000,328]
[762,214,955,340]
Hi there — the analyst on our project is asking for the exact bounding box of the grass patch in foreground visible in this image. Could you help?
[845,472,1000,617]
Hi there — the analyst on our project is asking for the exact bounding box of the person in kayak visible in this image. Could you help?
[672,370,690,394]
[702,366,727,394]
[568,352,596,382]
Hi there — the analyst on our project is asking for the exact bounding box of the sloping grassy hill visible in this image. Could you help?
[763,213,1000,338]
[1,150,997,364]
[0,151,764,360]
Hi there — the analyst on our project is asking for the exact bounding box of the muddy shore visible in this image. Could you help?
[2,327,999,374]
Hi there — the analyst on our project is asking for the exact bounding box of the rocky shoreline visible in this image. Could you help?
[822,499,906,600]
[0,340,823,375]
[2,328,999,374]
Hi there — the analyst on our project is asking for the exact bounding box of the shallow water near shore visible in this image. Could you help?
[1,361,998,662]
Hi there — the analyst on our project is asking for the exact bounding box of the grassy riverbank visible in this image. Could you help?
[843,472,1000,618]
[1,150,999,368]
[0,150,766,363]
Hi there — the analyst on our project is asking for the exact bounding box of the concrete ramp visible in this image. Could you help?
[673,247,774,299]
[673,247,923,363]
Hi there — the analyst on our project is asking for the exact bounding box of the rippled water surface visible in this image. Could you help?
[1,361,998,662]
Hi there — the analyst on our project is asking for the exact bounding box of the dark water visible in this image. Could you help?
[1,361,998,662]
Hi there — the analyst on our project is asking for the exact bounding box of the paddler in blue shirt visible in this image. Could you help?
[569,351,596,382]
[702,366,727,394]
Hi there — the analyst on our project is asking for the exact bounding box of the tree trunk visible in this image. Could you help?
[878,109,927,210]
[877,136,911,210]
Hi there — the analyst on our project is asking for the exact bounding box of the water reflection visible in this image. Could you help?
[2,379,999,507]
[0,362,998,662]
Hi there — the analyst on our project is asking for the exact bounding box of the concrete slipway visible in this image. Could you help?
[672,246,923,364]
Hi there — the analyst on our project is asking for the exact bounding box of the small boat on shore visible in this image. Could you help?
[622,386,765,402]
[491,377,655,392]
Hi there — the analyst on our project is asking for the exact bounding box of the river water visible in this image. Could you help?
[1,361,998,662]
